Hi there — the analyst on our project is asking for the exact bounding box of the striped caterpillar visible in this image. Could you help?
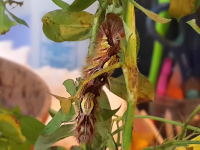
[75,13,125,144]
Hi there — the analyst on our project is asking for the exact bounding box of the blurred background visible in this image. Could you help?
[1,0,200,149]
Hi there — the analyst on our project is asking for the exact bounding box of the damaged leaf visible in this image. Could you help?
[42,10,94,42]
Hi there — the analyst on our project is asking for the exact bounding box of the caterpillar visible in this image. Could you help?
[75,13,125,144]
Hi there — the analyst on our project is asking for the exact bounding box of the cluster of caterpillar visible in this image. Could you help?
[75,13,125,144]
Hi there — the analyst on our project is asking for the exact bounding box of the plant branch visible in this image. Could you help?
[178,105,200,140]
[122,0,138,150]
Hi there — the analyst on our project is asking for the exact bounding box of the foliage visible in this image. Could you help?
[1,0,200,150]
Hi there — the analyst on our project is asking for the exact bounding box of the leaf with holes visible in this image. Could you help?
[42,10,94,42]
[168,0,200,21]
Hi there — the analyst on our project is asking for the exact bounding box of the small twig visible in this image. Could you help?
[178,105,200,140]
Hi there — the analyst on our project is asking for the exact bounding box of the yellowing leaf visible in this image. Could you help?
[0,113,26,144]
[50,94,72,115]
[168,0,200,20]
[42,10,94,42]
[129,0,171,24]
[187,19,200,34]
[108,73,154,104]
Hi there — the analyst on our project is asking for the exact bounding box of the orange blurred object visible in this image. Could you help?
[166,64,184,100]
[130,131,149,150]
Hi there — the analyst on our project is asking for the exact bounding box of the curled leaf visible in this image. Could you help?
[187,19,200,34]
[50,93,72,115]
[0,113,26,144]
[42,10,94,42]
[129,0,171,24]
[168,0,200,21]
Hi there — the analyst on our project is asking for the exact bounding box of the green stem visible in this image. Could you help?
[178,105,200,140]
[112,115,200,136]
[88,8,103,56]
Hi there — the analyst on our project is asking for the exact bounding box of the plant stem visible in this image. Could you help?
[122,0,138,149]
[112,115,200,136]
[178,105,200,140]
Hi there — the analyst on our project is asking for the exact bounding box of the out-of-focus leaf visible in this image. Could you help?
[50,93,72,115]
[49,108,58,117]
[9,140,31,150]
[168,0,200,21]
[34,125,74,150]
[99,105,121,121]
[129,0,171,24]
[0,3,16,34]
[42,107,75,136]
[0,0,28,27]
[0,140,9,150]
[187,19,200,34]
[19,115,45,145]
[0,113,26,144]
[52,0,70,11]
[11,105,21,118]
[106,4,123,16]
[42,10,94,42]
[63,79,76,96]
[108,73,154,104]
[68,0,96,12]
[70,146,81,150]
[47,146,68,150]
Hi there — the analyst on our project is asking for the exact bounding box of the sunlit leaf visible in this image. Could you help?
[168,0,200,21]
[50,93,72,115]
[0,113,26,144]
[0,2,16,34]
[68,0,96,12]
[34,125,74,150]
[63,79,76,96]
[129,0,171,24]
[42,10,94,42]
[108,73,154,104]
[42,107,75,136]
[52,0,70,11]
[187,19,200,34]
[19,115,45,145]
[0,0,28,27]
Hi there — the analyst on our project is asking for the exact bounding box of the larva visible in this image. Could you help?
[75,13,125,144]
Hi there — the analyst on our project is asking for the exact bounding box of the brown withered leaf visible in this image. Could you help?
[49,93,72,115]
[108,73,154,105]
[168,0,200,21]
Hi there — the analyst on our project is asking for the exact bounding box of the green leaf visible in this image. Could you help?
[34,125,74,150]
[108,73,154,104]
[41,106,75,136]
[0,2,16,34]
[99,105,121,121]
[187,19,200,34]
[168,0,200,21]
[129,0,171,24]
[63,79,76,96]
[9,140,31,150]
[49,108,58,118]
[0,0,28,27]
[19,115,45,145]
[52,0,70,11]
[11,105,21,118]
[0,140,9,150]
[70,146,81,150]
[42,10,94,42]
[68,0,96,12]
[0,113,26,144]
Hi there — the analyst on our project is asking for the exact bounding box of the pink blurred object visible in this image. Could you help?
[156,57,172,96]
